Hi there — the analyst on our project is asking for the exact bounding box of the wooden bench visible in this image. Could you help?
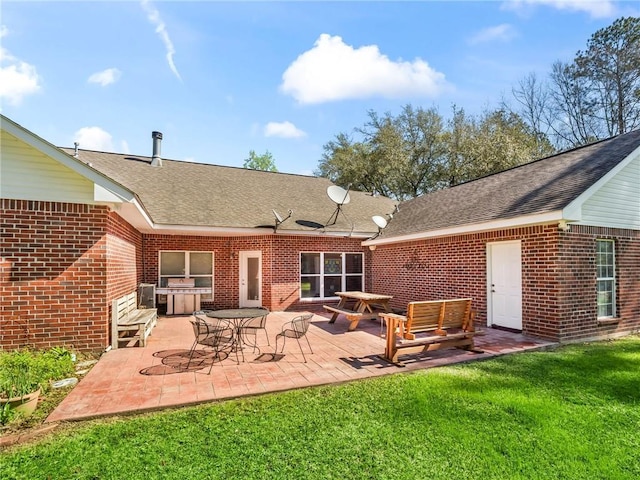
[112,292,158,349]
[323,305,366,331]
[379,298,484,363]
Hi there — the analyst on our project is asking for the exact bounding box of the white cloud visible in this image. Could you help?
[74,127,114,152]
[502,0,617,18]
[264,121,307,139]
[280,34,451,104]
[469,24,518,45]
[88,68,122,86]
[141,0,182,81]
[0,26,42,106]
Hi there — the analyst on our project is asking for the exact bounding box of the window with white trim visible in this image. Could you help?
[596,240,615,318]
[300,252,363,299]
[159,251,214,300]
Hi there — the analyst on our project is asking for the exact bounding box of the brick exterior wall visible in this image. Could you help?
[2,198,637,351]
[1,200,110,351]
[0,201,144,352]
[557,225,640,342]
[371,224,640,342]
[141,234,369,312]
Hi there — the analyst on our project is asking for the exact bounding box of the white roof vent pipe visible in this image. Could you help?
[151,131,163,166]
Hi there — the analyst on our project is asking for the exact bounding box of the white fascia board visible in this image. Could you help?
[281,229,372,239]
[149,224,275,236]
[140,223,373,238]
[562,143,640,221]
[2,115,134,203]
[362,211,565,246]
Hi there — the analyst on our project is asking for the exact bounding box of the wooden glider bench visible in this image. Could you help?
[111,292,158,348]
[379,298,484,363]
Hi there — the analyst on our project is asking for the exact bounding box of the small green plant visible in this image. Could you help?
[0,348,75,399]
[0,348,77,427]
[47,346,72,360]
[0,350,41,399]
[0,401,17,425]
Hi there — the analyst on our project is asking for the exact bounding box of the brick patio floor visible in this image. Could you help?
[46,311,555,423]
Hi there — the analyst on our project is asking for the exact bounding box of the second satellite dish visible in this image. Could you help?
[372,215,388,229]
[327,185,351,205]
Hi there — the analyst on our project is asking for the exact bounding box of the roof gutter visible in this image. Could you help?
[136,224,374,238]
[362,210,573,247]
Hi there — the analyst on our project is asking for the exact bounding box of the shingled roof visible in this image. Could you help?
[376,129,640,241]
[60,148,397,236]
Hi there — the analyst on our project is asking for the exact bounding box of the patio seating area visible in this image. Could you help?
[46,311,555,423]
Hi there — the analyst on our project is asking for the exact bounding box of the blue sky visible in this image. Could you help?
[2,1,638,176]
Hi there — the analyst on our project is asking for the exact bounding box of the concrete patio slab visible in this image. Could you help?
[46,311,555,423]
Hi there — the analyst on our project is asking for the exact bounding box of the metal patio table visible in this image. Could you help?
[206,308,269,361]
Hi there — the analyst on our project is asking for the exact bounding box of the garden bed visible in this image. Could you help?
[0,348,100,446]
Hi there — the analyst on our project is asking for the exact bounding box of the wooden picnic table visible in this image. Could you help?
[324,291,393,331]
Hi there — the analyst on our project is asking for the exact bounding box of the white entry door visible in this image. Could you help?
[487,241,522,330]
[239,251,262,308]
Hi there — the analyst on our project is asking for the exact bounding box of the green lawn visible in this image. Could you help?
[1,336,639,480]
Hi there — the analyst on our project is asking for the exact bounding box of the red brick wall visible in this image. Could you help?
[270,236,370,311]
[0,201,144,352]
[0,200,110,351]
[105,211,143,302]
[3,197,636,352]
[141,234,368,312]
[371,224,640,342]
[557,225,640,341]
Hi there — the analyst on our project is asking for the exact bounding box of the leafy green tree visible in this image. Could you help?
[243,150,278,172]
[317,106,447,200]
[317,105,549,200]
[465,109,555,179]
[316,133,386,196]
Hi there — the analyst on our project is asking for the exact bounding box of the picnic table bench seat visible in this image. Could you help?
[380,298,484,363]
[323,291,393,331]
[112,292,158,348]
[323,305,365,321]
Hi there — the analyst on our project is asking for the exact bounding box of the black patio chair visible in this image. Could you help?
[274,313,314,362]
[187,312,236,373]
[239,308,270,354]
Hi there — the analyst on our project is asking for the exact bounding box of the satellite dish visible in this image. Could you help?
[272,209,292,232]
[372,215,387,229]
[327,185,351,205]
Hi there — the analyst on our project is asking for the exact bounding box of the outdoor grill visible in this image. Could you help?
[156,278,212,315]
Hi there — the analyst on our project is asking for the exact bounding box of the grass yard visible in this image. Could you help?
[1,336,639,479]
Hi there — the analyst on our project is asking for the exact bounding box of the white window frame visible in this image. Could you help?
[596,239,615,318]
[299,252,364,300]
[158,251,214,301]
